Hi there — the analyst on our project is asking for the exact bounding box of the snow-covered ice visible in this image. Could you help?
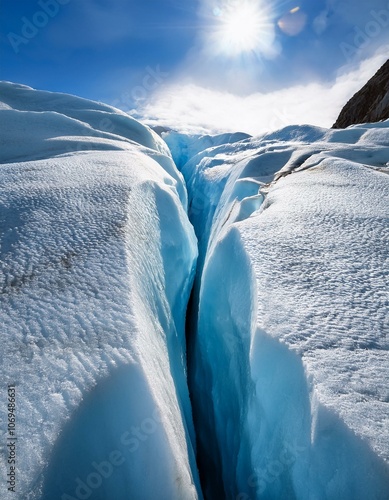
[1,80,389,500]
[0,82,201,500]
[164,131,251,170]
[169,123,389,499]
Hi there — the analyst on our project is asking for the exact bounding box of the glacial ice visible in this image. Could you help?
[0,82,201,500]
[164,131,251,170]
[167,123,389,499]
[1,80,389,500]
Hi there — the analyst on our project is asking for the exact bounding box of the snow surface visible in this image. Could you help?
[1,80,389,500]
[167,122,389,499]
[0,82,201,500]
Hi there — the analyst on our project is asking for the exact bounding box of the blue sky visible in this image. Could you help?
[1,0,389,134]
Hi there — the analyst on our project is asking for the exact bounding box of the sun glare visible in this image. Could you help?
[215,1,273,56]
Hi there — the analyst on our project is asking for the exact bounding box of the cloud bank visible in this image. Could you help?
[135,50,388,136]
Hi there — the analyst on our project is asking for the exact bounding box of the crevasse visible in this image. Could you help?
[165,127,389,500]
[1,83,389,500]
[0,83,201,500]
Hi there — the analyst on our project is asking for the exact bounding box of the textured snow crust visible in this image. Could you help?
[0,82,201,500]
[168,122,389,499]
[2,80,389,500]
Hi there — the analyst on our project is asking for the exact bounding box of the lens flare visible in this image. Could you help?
[278,7,307,36]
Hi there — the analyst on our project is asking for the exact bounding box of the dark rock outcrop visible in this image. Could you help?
[333,59,389,128]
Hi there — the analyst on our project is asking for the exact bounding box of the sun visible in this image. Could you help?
[215,1,273,56]
[221,3,262,52]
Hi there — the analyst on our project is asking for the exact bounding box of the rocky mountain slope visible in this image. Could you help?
[333,59,389,128]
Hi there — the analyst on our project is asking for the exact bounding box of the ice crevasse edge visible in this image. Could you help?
[164,123,389,499]
[0,81,201,500]
[0,81,389,500]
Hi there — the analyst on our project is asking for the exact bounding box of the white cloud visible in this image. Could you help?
[135,50,388,136]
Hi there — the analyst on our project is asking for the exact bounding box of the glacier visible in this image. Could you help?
[1,82,389,500]
[168,123,389,499]
[0,82,201,500]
